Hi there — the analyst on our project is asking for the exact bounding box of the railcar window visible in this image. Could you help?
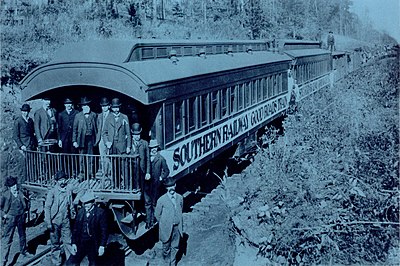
[184,47,192,56]
[157,47,168,58]
[172,46,182,56]
[251,80,257,105]
[238,84,244,110]
[278,74,282,94]
[165,104,174,143]
[267,76,272,98]
[262,78,267,100]
[257,79,262,101]
[175,101,184,137]
[188,97,197,132]
[244,82,251,108]
[211,91,219,122]
[230,86,237,114]
[142,48,154,59]
[200,94,209,126]
[221,88,228,117]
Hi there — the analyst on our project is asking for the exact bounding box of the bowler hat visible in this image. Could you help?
[79,97,91,105]
[53,170,67,181]
[20,104,31,111]
[80,191,96,203]
[131,123,142,134]
[64,98,73,104]
[5,176,17,187]
[42,97,51,101]
[100,97,110,106]
[149,139,159,148]
[163,176,176,187]
[329,31,333,33]
[111,98,122,108]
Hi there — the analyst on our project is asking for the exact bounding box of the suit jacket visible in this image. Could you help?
[34,107,58,141]
[102,113,131,154]
[14,116,36,149]
[150,153,170,182]
[95,111,111,146]
[0,190,27,218]
[155,193,183,242]
[131,139,150,174]
[44,185,75,225]
[72,111,98,148]
[58,109,78,143]
[72,205,108,249]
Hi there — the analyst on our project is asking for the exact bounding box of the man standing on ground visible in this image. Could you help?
[67,191,108,266]
[155,177,183,266]
[1,177,32,266]
[130,123,150,193]
[45,171,76,266]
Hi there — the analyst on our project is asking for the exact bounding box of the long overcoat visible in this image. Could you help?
[58,109,78,144]
[155,193,183,243]
[44,186,75,225]
[132,139,150,174]
[102,113,131,154]
[0,190,27,218]
[34,107,58,141]
[72,111,98,148]
[95,112,111,146]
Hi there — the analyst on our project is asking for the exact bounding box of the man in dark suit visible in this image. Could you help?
[13,103,36,152]
[1,177,32,266]
[67,191,108,266]
[72,97,98,178]
[34,97,58,152]
[95,97,111,178]
[130,123,150,193]
[155,177,183,266]
[146,139,170,228]
[102,98,131,188]
[58,98,78,154]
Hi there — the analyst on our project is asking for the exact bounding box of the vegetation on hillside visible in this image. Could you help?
[1,0,397,85]
[231,57,399,264]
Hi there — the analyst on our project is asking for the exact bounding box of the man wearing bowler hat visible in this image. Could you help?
[45,171,76,266]
[73,97,98,178]
[58,98,78,154]
[130,123,150,193]
[67,191,108,266]
[102,98,131,187]
[145,139,170,228]
[34,97,58,152]
[95,97,111,178]
[1,177,32,266]
[14,103,36,152]
[155,177,183,266]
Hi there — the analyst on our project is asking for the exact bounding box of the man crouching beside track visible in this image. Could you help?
[67,191,108,266]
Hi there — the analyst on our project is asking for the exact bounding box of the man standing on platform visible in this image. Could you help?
[34,97,58,152]
[102,98,131,187]
[72,97,97,178]
[155,177,183,266]
[327,31,335,52]
[14,103,36,153]
[130,123,150,194]
[145,139,169,228]
[45,171,76,266]
[58,98,78,154]
[95,97,111,178]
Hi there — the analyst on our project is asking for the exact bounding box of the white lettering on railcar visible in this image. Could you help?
[161,94,289,177]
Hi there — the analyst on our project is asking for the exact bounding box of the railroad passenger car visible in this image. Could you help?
[19,39,333,239]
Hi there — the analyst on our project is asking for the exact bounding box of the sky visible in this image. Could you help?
[350,0,400,42]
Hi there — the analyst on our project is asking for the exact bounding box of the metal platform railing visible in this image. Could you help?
[24,150,139,193]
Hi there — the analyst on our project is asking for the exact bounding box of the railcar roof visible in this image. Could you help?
[284,49,331,58]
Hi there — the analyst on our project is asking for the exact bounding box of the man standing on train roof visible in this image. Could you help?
[95,97,111,178]
[58,98,78,154]
[102,98,131,186]
[1,176,32,266]
[145,139,170,229]
[67,191,108,266]
[130,122,150,194]
[155,177,183,266]
[72,97,98,178]
[14,103,36,152]
[327,31,335,52]
[45,170,76,266]
[34,97,58,152]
